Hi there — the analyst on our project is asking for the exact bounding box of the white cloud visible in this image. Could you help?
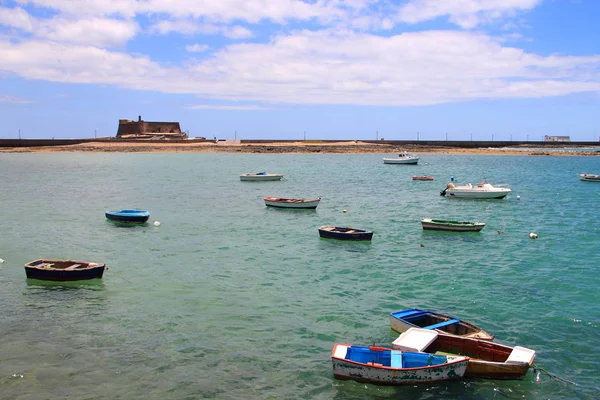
[187,104,270,110]
[397,0,542,29]
[0,94,35,103]
[1,7,137,46]
[223,25,253,39]
[186,44,209,53]
[1,29,599,107]
[15,0,342,23]
[0,6,35,31]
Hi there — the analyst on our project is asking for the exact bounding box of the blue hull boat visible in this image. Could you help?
[105,209,150,223]
[318,226,373,241]
[25,259,106,281]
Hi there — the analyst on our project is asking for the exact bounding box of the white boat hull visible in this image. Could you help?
[264,197,320,209]
[421,219,485,232]
[445,189,510,199]
[332,356,468,385]
[580,174,600,182]
[383,157,419,164]
[240,174,283,181]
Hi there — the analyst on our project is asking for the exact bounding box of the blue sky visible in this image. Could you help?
[1,0,599,141]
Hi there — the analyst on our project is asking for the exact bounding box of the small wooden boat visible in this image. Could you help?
[383,152,419,165]
[24,259,106,281]
[331,343,469,385]
[392,328,536,380]
[318,226,373,241]
[240,172,283,181]
[105,209,150,223]
[264,197,321,209]
[389,308,494,341]
[413,175,434,181]
[421,218,486,232]
[579,173,600,182]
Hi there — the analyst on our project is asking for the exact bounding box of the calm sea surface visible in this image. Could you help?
[0,152,599,400]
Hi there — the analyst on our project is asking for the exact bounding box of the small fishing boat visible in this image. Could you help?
[318,226,373,241]
[413,175,434,181]
[579,173,600,182]
[392,328,536,380]
[440,180,511,199]
[389,308,494,341]
[240,172,283,181]
[24,259,106,281]
[421,218,486,232]
[331,343,469,385]
[383,152,419,165]
[105,209,150,223]
[264,197,321,209]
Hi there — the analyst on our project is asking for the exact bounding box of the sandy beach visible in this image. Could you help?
[1,139,599,155]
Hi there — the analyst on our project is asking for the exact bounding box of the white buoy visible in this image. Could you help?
[343,209,347,213]
[0,258,4,263]
[516,195,521,200]
[529,232,538,239]
[153,221,161,226]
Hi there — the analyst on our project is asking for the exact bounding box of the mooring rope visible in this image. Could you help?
[533,362,577,386]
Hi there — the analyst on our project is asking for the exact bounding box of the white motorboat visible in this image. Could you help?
[580,173,600,182]
[240,172,283,181]
[441,180,511,199]
[383,153,419,165]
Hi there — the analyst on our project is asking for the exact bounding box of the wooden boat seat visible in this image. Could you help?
[424,319,460,330]
[390,351,403,368]
[506,346,536,364]
[64,264,83,271]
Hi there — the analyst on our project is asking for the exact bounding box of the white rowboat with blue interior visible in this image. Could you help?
[331,343,468,385]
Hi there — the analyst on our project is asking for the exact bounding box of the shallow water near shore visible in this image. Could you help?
[0,152,598,399]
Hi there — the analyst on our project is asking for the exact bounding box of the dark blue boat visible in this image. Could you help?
[24,259,106,281]
[105,209,150,223]
[318,225,373,241]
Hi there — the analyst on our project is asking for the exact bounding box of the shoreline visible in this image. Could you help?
[1,140,599,156]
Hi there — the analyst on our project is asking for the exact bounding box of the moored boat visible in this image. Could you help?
[331,343,469,385]
[318,226,373,241]
[392,328,536,380]
[264,197,321,209]
[440,180,511,199]
[383,152,419,165]
[24,259,106,281]
[105,209,150,223]
[579,173,600,182]
[413,175,434,181]
[389,308,494,341]
[240,172,283,181]
[421,218,486,232]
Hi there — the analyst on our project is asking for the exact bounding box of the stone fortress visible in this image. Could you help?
[116,116,187,139]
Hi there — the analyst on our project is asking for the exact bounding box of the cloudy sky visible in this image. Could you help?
[1,0,599,141]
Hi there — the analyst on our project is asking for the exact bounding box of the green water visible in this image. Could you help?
[0,152,598,399]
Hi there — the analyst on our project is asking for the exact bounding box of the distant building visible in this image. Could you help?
[544,135,570,142]
[116,116,187,139]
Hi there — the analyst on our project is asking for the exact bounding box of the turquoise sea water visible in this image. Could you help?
[0,152,598,400]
